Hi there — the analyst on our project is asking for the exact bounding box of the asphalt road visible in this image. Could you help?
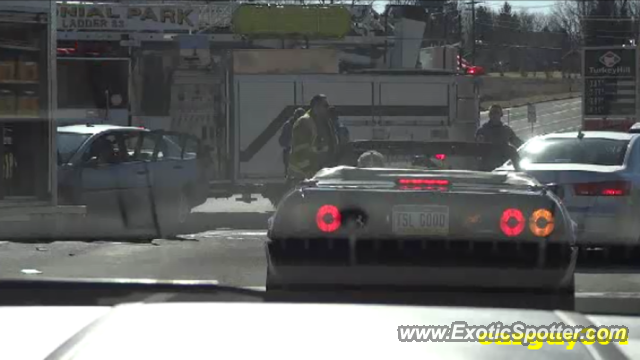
[0,193,639,314]
[2,97,638,313]
[480,98,582,142]
[2,227,638,292]
[0,197,273,286]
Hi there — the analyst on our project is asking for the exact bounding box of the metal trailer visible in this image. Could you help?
[0,1,84,238]
[223,72,480,203]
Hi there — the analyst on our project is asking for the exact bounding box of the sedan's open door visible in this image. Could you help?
[143,130,211,234]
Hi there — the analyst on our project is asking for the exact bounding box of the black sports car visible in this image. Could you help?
[266,141,578,309]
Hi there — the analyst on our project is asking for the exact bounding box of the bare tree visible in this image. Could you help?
[628,0,640,17]
[547,0,583,48]
[517,11,530,30]
[531,12,549,32]
[516,10,550,32]
[535,14,555,31]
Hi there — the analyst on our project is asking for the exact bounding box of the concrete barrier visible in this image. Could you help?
[576,292,640,315]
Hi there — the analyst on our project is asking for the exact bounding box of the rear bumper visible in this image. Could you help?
[570,207,638,245]
[266,264,575,290]
[266,240,577,291]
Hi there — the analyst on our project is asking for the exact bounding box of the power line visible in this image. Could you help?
[475,21,568,35]
[482,2,554,10]
[475,18,636,35]
[579,17,636,21]
[471,0,476,64]
[489,4,553,10]
[476,42,563,50]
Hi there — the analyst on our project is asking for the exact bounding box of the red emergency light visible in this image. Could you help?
[397,179,449,186]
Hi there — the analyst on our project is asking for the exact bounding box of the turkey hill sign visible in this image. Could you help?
[57,4,199,31]
[584,48,636,77]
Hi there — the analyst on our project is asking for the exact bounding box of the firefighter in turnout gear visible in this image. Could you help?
[288,94,340,182]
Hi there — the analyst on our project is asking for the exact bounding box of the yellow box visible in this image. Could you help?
[17,91,38,116]
[0,89,16,115]
[0,61,16,81]
[17,61,38,81]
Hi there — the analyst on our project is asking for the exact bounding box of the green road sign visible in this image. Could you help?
[232,5,351,38]
[583,48,637,118]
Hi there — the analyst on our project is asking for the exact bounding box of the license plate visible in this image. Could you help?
[392,205,450,235]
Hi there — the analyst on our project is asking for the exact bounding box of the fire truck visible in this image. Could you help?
[54,1,482,205]
[228,67,479,204]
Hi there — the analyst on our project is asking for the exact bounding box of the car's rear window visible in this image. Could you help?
[57,132,90,164]
[519,137,629,166]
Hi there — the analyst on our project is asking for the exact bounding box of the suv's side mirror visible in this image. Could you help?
[546,183,565,199]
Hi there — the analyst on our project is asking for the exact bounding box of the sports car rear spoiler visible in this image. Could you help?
[340,141,522,172]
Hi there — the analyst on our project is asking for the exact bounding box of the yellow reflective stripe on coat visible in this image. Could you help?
[292,159,311,169]
[288,164,312,179]
[302,114,318,146]
[294,143,312,151]
[289,114,319,177]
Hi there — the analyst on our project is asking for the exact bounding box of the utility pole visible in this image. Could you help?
[471,0,476,64]
[458,8,463,70]
[443,8,448,45]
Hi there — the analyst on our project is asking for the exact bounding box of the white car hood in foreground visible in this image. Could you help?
[0,307,110,360]
[3,303,639,360]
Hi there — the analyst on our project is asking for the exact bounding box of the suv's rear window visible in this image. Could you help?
[57,132,90,164]
[519,138,629,166]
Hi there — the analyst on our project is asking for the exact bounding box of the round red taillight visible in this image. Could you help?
[316,205,341,233]
[500,208,525,237]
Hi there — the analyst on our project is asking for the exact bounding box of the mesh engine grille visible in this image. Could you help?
[268,239,572,268]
